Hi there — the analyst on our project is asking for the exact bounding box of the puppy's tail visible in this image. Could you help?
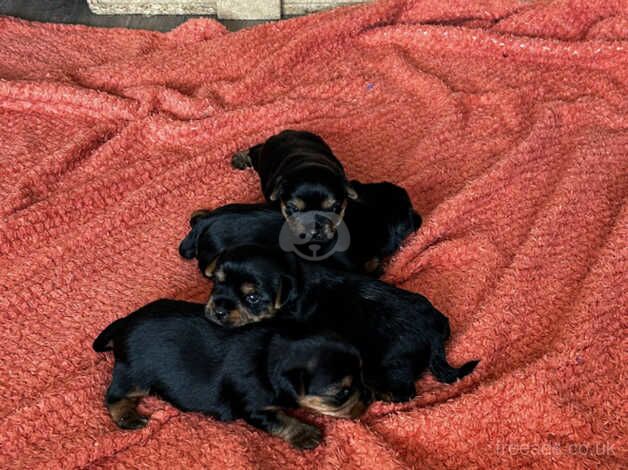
[429,340,479,384]
[93,317,127,352]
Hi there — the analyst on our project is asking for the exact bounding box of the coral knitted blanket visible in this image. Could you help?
[0,0,626,468]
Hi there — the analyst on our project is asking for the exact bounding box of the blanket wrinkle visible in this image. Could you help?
[1,0,626,468]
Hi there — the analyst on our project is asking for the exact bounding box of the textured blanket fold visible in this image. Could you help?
[0,0,626,468]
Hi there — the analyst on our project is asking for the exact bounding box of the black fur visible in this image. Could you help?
[205,246,479,403]
[179,204,284,276]
[344,180,421,266]
[93,300,369,449]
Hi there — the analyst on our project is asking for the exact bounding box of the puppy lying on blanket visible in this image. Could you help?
[180,182,420,276]
[232,130,358,242]
[204,245,479,403]
[93,299,369,449]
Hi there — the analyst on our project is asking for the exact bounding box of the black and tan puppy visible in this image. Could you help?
[179,204,285,277]
[204,246,479,403]
[232,130,357,241]
[179,181,420,276]
[93,299,369,450]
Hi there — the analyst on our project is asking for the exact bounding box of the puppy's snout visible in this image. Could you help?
[206,296,235,325]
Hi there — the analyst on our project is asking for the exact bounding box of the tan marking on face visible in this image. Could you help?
[292,198,306,210]
[213,268,225,282]
[321,197,336,210]
[286,216,307,236]
[346,184,358,200]
[340,376,353,388]
[274,281,283,310]
[298,391,366,419]
[228,309,243,325]
[281,199,305,219]
[269,186,279,201]
[225,304,278,326]
[336,200,347,223]
[204,258,218,278]
[241,283,256,295]
[324,375,352,396]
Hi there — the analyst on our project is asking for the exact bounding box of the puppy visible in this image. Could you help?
[204,245,479,403]
[343,180,421,274]
[179,180,420,276]
[232,130,357,241]
[93,299,369,450]
[179,204,284,277]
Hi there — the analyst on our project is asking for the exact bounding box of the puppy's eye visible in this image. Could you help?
[331,202,342,212]
[286,202,300,213]
[335,387,351,401]
[245,294,261,305]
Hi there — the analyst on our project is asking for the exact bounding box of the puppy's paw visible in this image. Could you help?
[289,422,323,450]
[373,391,394,402]
[231,150,252,170]
[363,257,382,275]
[273,414,323,450]
[373,388,416,403]
[117,412,149,430]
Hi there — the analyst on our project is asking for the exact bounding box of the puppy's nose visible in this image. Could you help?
[214,307,228,320]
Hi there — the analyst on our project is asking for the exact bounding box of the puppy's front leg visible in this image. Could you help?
[246,409,323,450]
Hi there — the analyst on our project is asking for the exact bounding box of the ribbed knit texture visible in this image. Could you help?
[0,1,626,468]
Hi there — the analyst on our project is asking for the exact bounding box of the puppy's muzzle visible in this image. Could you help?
[205,298,241,327]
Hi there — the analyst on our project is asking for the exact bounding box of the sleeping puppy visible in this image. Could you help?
[343,180,421,273]
[231,130,358,241]
[204,245,479,403]
[179,181,420,276]
[93,299,369,450]
[179,204,285,277]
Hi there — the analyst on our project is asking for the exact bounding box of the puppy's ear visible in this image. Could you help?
[345,182,358,200]
[274,274,296,309]
[179,211,212,259]
[189,209,211,227]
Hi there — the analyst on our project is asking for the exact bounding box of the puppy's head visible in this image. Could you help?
[273,167,357,242]
[204,245,296,327]
[273,334,370,419]
[349,180,422,252]
[260,130,357,241]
